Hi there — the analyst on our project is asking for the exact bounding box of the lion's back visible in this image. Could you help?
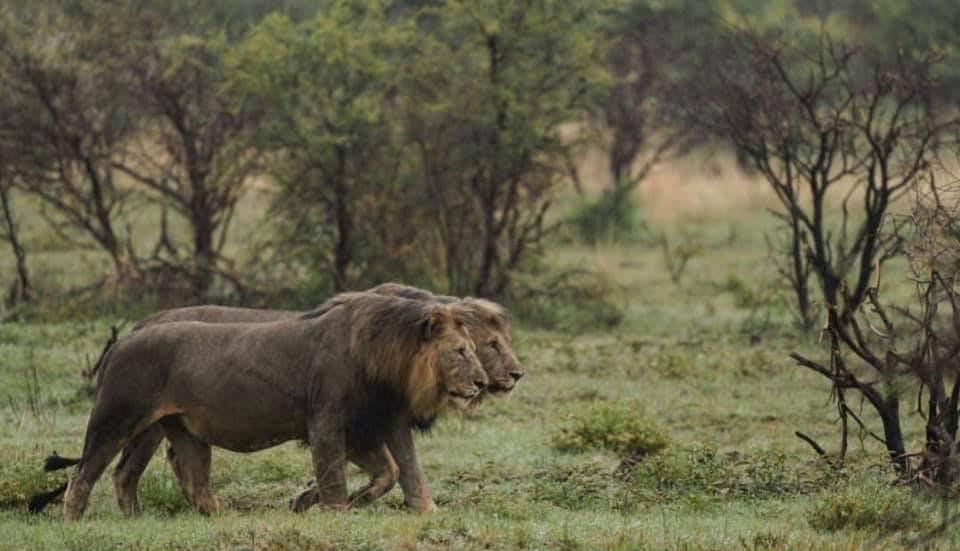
[134,305,298,330]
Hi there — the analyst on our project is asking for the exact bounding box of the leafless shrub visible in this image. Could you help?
[689,29,949,328]
[791,168,960,490]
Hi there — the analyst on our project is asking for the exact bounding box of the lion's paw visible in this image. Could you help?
[406,499,439,514]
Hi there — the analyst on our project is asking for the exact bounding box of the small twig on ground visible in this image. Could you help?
[795,431,828,457]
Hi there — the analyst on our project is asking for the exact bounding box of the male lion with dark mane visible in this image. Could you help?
[134,283,522,395]
[59,292,486,520]
[33,283,522,516]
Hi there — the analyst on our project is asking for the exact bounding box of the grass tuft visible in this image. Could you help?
[807,480,934,533]
[553,400,669,456]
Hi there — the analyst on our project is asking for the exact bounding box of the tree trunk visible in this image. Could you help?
[788,213,813,328]
[473,34,506,299]
[474,191,498,298]
[332,146,352,292]
[878,399,907,473]
[0,185,32,304]
[190,200,216,300]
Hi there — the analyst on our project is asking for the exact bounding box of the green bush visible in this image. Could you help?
[553,400,669,456]
[566,185,647,245]
[807,481,933,533]
[626,445,729,501]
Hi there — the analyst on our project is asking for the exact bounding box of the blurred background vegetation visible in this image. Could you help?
[1,0,956,324]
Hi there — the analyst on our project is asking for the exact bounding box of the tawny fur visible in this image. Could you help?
[60,293,485,520]
[34,284,520,516]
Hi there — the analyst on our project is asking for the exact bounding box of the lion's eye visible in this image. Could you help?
[488,340,500,353]
[457,347,467,357]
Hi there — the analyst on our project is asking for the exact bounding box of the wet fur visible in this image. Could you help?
[59,293,483,519]
[34,284,519,514]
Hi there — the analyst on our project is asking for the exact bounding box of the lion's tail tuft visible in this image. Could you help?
[28,482,68,514]
[44,453,80,472]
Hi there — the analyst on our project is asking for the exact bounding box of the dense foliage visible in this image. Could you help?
[0,0,957,311]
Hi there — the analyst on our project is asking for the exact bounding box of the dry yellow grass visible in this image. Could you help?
[571,137,958,224]
[572,137,777,223]
[634,156,777,222]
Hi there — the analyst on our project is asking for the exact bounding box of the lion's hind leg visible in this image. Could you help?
[64,406,150,520]
[159,417,219,516]
[112,424,164,516]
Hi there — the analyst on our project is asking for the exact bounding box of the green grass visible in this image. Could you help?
[1,195,959,549]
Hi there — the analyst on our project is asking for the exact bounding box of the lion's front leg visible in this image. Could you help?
[289,483,318,512]
[287,444,398,511]
[385,422,437,513]
[347,444,399,507]
[301,414,349,512]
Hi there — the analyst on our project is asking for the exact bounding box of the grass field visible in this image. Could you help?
[1,157,958,550]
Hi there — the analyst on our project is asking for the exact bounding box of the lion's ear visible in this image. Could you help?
[422,310,449,341]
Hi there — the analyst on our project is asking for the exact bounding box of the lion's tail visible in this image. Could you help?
[88,324,123,387]
[30,326,124,514]
[28,482,68,514]
[28,453,80,514]
[44,452,80,472]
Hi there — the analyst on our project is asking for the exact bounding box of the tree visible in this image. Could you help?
[0,26,31,305]
[597,0,712,189]
[836,0,960,104]
[691,29,945,327]
[0,179,31,307]
[792,172,960,482]
[227,4,409,292]
[402,0,608,297]
[91,2,261,299]
[0,9,137,281]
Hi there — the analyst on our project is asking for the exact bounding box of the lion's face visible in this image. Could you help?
[424,313,486,410]
[455,299,523,397]
[434,326,487,410]
[473,325,523,396]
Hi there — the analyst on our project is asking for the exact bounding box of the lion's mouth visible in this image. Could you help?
[447,389,480,408]
[487,381,516,395]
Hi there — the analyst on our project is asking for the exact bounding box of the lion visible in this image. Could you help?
[341,283,523,396]
[137,284,522,395]
[33,284,522,515]
[285,284,523,511]
[59,292,486,520]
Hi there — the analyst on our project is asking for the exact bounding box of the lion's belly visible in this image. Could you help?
[168,358,309,452]
[178,404,308,453]
[169,372,306,452]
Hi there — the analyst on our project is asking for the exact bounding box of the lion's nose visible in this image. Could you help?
[509,371,523,381]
